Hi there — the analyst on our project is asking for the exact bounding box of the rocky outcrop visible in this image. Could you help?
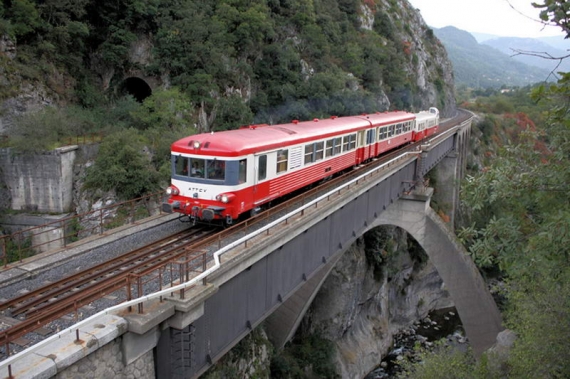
[386,0,456,117]
[202,329,273,379]
[0,33,61,135]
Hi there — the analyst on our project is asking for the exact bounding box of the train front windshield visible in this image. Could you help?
[174,156,226,181]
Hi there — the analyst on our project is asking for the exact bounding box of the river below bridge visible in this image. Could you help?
[365,306,464,379]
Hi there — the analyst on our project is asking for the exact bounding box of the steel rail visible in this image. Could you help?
[0,229,216,345]
[0,229,203,315]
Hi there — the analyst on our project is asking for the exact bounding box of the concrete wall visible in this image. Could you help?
[56,337,155,379]
[1,213,70,254]
[0,146,77,213]
[431,122,472,229]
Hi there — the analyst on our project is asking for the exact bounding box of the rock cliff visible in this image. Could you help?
[301,226,453,378]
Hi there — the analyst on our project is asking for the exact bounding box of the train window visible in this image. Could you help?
[190,158,205,178]
[277,149,288,173]
[342,134,356,152]
[333,138,341,155]
[396,123,402,134]
[388,125,395,137]
[258,155,267,181]
[315,141,324,161]
[239,159,247,183]
[366,129,375,145]
[379,127,387,140]
[206,159,225,180]
[325,139,334,157]
[304,144,314,164]
[175,156,189,176]
[342,136,350,152]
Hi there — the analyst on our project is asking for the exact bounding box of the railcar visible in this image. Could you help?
[162,107,439,224]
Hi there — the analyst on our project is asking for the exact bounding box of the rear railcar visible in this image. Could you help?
[413,107,439,142]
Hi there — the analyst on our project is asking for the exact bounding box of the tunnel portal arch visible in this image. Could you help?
[121,77,152,102]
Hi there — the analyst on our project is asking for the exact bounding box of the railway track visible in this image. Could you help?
[0,109,472,360]
[0,226,220,357]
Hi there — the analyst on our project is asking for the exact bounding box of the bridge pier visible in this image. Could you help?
[432,152,460,229]
[431,124,471,230]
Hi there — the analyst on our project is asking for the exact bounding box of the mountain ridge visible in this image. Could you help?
[482,36,570,73]
[433,26,555,88]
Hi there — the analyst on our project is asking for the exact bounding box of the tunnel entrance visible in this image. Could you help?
[121,77,152,102]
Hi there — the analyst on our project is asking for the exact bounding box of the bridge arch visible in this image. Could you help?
[371,190,503,355]
[265,189,503,358]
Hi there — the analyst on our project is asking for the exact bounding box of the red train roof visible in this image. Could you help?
[172,111,416,157]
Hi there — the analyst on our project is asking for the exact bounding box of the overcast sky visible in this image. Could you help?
[407,0,567,38]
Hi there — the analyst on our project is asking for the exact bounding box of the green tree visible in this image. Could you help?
[4,0,43,41]
[535,0,570,36]
[397,343,489,379]
[83,128,161,200]
[130,88,194,130]
[213,94,254,131]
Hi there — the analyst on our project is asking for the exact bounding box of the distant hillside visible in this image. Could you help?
[434,26,552,88]
[537,35,569,50]
[471,32,568,50]
[482,37,570,74]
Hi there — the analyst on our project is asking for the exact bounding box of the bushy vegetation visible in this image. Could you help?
[82,128,162,200]
[1,0,447,199]
[270,334,340,379]
[6,88,194,200]
[1,0,439,123]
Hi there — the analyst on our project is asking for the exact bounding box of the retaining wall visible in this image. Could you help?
[0,146,77,213]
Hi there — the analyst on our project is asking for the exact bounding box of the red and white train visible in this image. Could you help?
[162,108,439,224]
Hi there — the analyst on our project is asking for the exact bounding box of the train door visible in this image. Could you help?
[415,121,425,142]
[357,130,366,164]
[253,154,269,209]
[366,129,376,159]
[373,127,380,156]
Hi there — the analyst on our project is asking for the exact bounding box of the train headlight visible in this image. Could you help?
[216,193,235,203]
[166,186,180,196]
[193,140,201,149]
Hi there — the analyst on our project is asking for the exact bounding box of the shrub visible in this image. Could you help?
[83,128,161,200]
